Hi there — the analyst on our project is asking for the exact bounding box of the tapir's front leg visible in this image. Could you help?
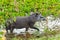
[30,27,39,31]
[28,22,39,31]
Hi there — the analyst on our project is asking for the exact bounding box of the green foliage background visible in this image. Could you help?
[0,0,60,24]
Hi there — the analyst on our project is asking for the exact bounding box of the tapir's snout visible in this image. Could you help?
[40,16,46,21]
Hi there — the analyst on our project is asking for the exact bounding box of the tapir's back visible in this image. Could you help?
[15,16,30,28]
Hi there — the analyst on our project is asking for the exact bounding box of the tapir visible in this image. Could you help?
[5,12,46,33]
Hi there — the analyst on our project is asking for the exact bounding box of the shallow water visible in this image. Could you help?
[4,15,60,35]
[1,15,60,35]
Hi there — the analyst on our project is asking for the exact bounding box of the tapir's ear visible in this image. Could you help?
[35,12,39,15]
[36,13,39,15]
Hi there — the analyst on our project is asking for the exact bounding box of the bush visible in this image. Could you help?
[0,0,60,24]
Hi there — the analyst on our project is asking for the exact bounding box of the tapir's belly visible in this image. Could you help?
[15,21,29,29]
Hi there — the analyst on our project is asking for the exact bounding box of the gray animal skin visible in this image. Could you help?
[5,12,46,33]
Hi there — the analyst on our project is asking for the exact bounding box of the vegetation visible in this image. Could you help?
[0,0,60,24]
[1,34,60,40]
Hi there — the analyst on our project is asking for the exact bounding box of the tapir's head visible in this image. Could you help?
[30,12,46,21]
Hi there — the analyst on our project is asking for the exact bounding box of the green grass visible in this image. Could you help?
[0,38,2,40]
[4,34,60,40]
[0,33,60,40]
